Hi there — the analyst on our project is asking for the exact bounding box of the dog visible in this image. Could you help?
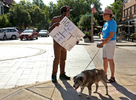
[73,69,108,99]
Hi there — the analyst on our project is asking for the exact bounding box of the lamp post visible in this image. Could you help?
[90,4,94,42]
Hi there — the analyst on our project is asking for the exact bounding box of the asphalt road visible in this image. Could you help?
[0,36,136,100]
[0,36,53,45]
[0,36,95,89]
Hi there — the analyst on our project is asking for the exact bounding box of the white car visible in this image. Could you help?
[38,30,49,37]
[0,27,20,40]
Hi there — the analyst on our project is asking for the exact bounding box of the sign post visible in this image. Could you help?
[85,15,92,17]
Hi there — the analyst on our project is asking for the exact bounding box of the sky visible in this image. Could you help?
[14,0,115,11]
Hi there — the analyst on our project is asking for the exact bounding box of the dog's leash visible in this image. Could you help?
[84,48,100,70]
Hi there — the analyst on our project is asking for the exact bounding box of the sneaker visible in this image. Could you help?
[59,73,70,80]
[52,75,57,83]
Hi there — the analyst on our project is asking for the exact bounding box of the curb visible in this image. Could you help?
[0,47,46,61]
[0,80,52,100]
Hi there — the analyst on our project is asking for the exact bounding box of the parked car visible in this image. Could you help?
[38,30,49,37]
[0,27,20,40]
[19,29,38,40]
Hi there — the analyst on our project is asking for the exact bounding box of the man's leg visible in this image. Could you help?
[6,35,7,39]
[52,40,61,76]
[103,57,108,76]
[106,40,116,83]
[59,47,70,80]
[3,35,6,40]
[60,47,67,74]
[108,59,115,78]
[52,40,61,82]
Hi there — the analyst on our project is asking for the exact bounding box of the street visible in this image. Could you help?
[0,37,95,89]
[0,36,53,44]
[0,37,53,61]
[0,36,136,100]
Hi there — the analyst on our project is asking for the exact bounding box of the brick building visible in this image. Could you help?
[119,0,136,34]
[0,0,13,15]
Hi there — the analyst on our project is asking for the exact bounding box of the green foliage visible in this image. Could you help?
[83,31,91,40]
[78,13,98,30]
[85,31,89,35]
[2,0,112,31]
[28,5,48,30]
[32,0,45,10]
[78,14,91,30]
[131,33,136,37]
[7,4,31,29]
[106,0,122,21]
[19,0,26,6]
[0,14,10,27]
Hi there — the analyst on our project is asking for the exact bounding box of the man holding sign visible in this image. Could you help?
[49,5,75,83]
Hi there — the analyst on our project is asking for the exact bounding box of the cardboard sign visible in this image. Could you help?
[49,16,85,51]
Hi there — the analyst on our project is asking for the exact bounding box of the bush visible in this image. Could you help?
[0,14,10,27]
[83,31,91,40]
[131,33,136,37]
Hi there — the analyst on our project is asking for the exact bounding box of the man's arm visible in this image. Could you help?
[102,32,114,44]
[48,18,60,33]
[98,32,114,48]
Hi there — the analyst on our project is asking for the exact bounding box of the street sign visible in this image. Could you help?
[85,15,92,17]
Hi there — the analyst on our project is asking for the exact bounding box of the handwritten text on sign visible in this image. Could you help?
[49,16,85,51]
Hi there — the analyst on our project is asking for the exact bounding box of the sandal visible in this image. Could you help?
[105,75,108,80]
[107,77,115,83]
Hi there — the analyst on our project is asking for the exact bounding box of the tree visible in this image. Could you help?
[28,5,46,30]
[7,4,31,29]
[78,14,91,30]
[5,0,103,30]
[32,0,45,10]
[45,1,58,22]
[0,14,10,27]
[106,0,122,21]
[48,0,102,26]
[19,0,26,6]
[78,13,98,31]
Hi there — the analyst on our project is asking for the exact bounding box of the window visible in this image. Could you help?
[135,5,136,13]
[124,10,125,18]
[7,29,10,32]
[0,29,3,33]
[125,9,127,17]
[127,8,128,15]
[6,29,16,32]
[9,29,13,32]
[130,7,132,15]
[1,7,3,15]
[11,29,16,32]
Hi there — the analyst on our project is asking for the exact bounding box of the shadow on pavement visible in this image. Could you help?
[54,80,82,100]
[54,80,113,100]
[96,93,114,100]
[111,82,136,100]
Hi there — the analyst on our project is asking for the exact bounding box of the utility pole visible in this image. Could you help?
[91,11,94,42]
[90,4,95,42]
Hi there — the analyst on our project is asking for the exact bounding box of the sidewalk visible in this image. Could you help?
[0,36,136,100]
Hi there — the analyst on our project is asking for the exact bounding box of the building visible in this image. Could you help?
[119,0,136,34]
[0,0,13,15]
[5,0,13,5]
[0,0,4,15]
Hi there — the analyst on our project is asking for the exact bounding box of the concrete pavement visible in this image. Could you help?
[0,36,136,100]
